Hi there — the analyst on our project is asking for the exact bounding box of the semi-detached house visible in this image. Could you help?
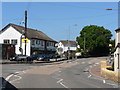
[57,40,77,55]
[0,23,57,56]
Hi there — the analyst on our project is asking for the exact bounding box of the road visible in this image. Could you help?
[1,57,119,89]
[2,62,61,78]
[1,62,62,89]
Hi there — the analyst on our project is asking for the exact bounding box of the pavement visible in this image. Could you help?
[0,58,65,64]
[0,60,17,64]
[90,64,101,78]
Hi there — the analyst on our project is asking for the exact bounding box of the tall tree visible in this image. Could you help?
[76,25,112,56]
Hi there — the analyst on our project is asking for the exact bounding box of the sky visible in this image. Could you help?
[1,1,119,41]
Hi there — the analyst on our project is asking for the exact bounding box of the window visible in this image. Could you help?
[47,42,49,46]
[4,39,10,44]
[52,42,54,46]
[41,41,44,46]
[39,40,41,45]
[32,40,35,45]
[11,39,17,45]
[49,42,51,46]
[36,40,38,45]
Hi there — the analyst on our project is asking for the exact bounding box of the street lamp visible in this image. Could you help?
[67,24,78,60]
[106,8,120,11]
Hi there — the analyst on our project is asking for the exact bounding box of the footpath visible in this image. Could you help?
[0,58,65,64]
[90,65,101,78]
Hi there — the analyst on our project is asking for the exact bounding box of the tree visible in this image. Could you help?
[76,25,112,56]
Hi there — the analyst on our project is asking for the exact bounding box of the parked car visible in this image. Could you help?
[37,54,57,61]
[37,54,50,61]
[9,54,28,61]
[27,54,40,61]
[37,55,46,61]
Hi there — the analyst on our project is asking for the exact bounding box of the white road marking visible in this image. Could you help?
[88,75,92,78]
[57,79,69,89]
[103,80,106,83]
[5,74,14,81]
[57,79,63,83]
[10,75,22,83]
[60,82,69,88]
[54,70,69,89]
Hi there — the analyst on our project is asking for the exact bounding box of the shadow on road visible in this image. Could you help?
[1,77,18,90]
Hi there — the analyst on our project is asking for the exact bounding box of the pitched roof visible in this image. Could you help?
[115,28,120,32]
[60,40,77,46]
[1,23,56,42]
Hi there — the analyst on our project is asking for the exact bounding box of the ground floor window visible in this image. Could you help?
[3,39,10,44]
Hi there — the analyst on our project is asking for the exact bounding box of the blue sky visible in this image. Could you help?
[2,2,118,41]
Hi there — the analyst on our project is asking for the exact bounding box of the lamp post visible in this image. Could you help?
[24,10,27,55]
[106,8,120,73]
[106,8,120,28]
[67,24,78,60]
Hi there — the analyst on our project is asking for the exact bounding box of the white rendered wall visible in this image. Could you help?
[0,26,31,56]
[114,31,120,72]
[57,42,77,54]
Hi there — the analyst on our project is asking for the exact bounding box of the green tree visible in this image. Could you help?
[76,25,112,56]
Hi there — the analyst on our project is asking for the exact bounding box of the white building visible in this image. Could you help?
[0,23,57,56]
[114,28,120,72]
[57,40,77,55]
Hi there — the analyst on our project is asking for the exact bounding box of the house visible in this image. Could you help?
[0,23,57,57]
[57,40,77,55]
[114,28,120,72]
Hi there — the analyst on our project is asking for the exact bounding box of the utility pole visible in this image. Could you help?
[24,10,27,55]
[67,26,70,60]
[84,33,86,51]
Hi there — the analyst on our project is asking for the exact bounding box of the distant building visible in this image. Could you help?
[114,28,120,72]
[0,23,57,56]
[57,40,77,55]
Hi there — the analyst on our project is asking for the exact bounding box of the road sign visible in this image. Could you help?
[22,38,29,43]
[68,47,70,50]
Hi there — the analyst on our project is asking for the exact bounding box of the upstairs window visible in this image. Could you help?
[4,39,10,44]
[11,39,17,45]
[41,41,44,46]
[36,40,38,45]
[32,40,35,45]
[47,42,49,46]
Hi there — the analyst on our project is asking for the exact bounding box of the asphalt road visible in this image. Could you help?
[1,57,119,89]
[2,62,61,78]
